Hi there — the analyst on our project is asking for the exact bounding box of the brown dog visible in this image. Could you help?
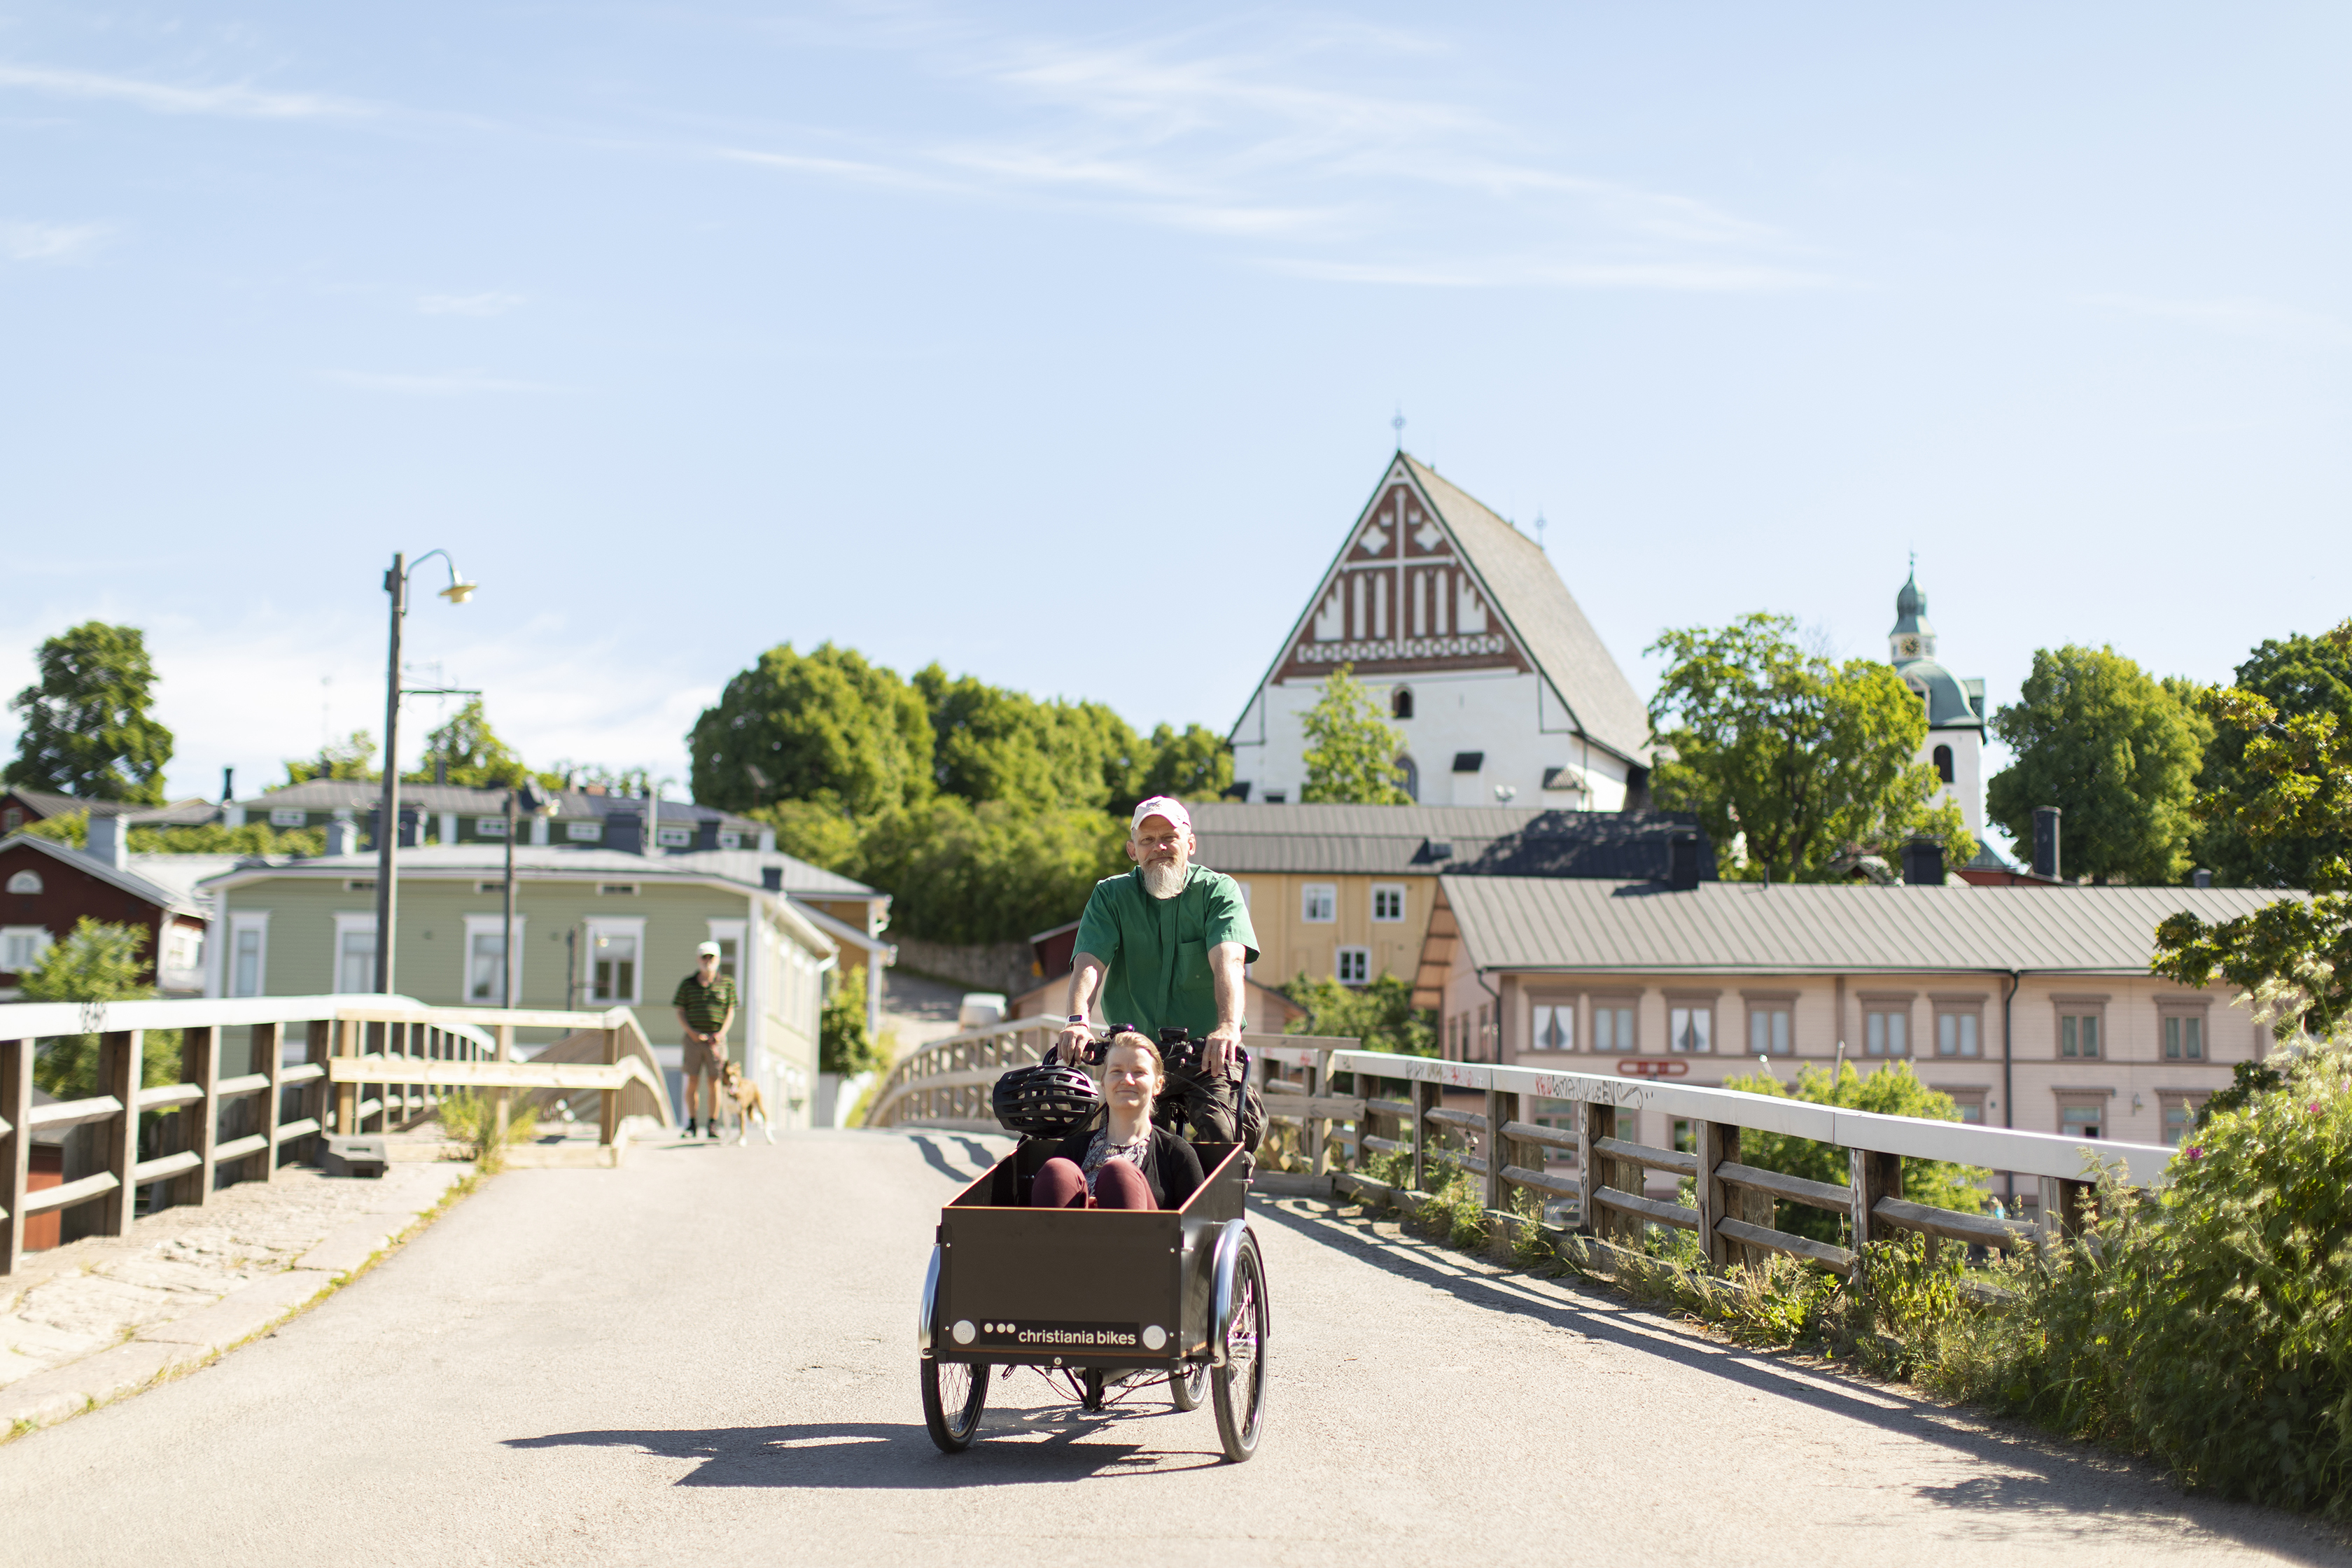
[719,1061,774,1144]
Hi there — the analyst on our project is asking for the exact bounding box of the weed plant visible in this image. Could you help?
[435,1088,538,1172]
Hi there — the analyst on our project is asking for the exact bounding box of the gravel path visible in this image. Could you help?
[1,1130,2342,1567]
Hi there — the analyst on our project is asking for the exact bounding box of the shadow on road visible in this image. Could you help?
[505,1407,1224,1488]
[1248,1199,2352,1566]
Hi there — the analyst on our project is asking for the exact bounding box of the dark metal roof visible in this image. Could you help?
[0,788,218,825]
[1439,874,2291,976]
[1187,804,1713,881]
[239,778,762,829]
[193,842,880,899]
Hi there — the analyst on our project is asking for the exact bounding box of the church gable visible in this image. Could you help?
[1273,463,1532,684]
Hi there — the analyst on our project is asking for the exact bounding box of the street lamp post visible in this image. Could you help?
[374,550,476,996]
[503,780,556,1007]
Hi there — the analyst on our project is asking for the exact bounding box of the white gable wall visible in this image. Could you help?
[1232,669,1634,811]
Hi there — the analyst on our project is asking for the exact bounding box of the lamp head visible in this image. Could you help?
[439,579,477,605]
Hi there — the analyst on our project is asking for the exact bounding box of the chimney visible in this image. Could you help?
[326,816,358,857]
[2031,806,2062,881]
[757,825,777,854]
[433,756,448,786]
[2192,868,2213,889]
[603,811,644,854]
[85,812,130,870]
[761,866,783,892]
[221,765,235,804]
[1667,831,1700,891]
[1901,838,1945,886]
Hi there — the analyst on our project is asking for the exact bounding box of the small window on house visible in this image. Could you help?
[1865,1006,1910,1057]
[476,816,508,837]
[1532,1002,1574,1052]
[1940,1089,1987,1124]
[1591,1003,1635,1054]
[6,869,42,895]
[1749,1005,1791,1056]
[1,806,21,832]
[270,807,307,827]
[467,930,507,1002]
[1371,883,1406,922]
[1932,745,1954,785]
[590,932,638,1003]
[345,878,376,892]
[710,936,739,981]
[2,926,53,972]
[2163,1014,2204,1060]
[1301,883,1336,923]
[657,826,692,848]
[2160,1095,2204,1147]
[2059,1013,2101,1059]
[598,884,638,897]
[337,930,375,993]
[1935,1011,1980,1058]
[718,831,742,850]
[1261,791,1287,804]
[566,821,603,841]
[1668,1006,1712,1054]
[1335,946,1370,985]
[232,927,263,997]
[1391,687,1414,720]
[2060,1101,2104,1140]
[1394,755,1419,801]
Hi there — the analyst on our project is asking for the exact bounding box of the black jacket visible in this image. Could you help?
[1050,1121,1205,1210]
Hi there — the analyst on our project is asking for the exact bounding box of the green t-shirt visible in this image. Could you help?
[1072,864,1260,1039]
[672,972,738,1034]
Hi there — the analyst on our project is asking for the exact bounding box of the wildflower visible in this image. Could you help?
[2185,1146,2204,1161]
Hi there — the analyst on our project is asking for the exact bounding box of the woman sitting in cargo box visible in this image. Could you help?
[1029,1032,1205,1210]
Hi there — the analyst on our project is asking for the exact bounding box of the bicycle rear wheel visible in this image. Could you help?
[921,1359,990,1452]
[1211,1233,1268,1462]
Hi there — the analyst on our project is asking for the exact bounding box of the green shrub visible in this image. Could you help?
[1933,1034,2352,1518]
[1718,1061,1989,1242]
[820,966,883,1076]
[21,918,182,1102]
[435,1088,538,1171]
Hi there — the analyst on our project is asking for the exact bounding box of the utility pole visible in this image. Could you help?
[374,554,407,995]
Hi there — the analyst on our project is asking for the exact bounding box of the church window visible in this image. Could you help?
[1391,686,1414,720]
[1394,755,1418,800]
[1933,745,1954,784]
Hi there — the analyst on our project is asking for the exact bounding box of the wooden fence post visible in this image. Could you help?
[599,1027,622,1146]
[2037,1176,2092,1247]
[99,1029,141,1236]
[1483,1087,1516,1215]
[493,1023,515,1144]
[1305,1052,1329,1179]
[173,1025,219,1209]
[304,1019,330,1163]
[2,1036,29,1275]
[1578,1100,1610,1240]
[334,1018,358,1136]
[252,1022,284,1180]
[1695,1119,1732,1269]
[1410,1077,1440,1194]
[1850,1147,1903,1247]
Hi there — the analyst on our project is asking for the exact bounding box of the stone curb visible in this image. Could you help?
[295,1217,412,1276]
[136,1268,334,1347]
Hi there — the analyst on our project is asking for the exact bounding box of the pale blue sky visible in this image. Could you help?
[4,4,2348,832]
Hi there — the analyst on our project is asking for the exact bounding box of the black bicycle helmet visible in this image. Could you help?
[990,1062,1102,1137]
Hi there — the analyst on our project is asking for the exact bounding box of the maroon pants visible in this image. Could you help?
[1030,1156,1154,1210]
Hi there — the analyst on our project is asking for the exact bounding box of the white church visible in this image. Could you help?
[1227,452,1656,811]
[1227,450,1989,844]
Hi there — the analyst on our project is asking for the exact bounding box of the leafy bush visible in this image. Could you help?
[820,966,884,1076]
[1280,972,1436,1055]
[21,918,183,1100]
[1718,1061,1988,1241]
[855,799,1126,944]
[26,808,324,858]
[1933,1034,2352,1518]
[435,1088,539,1172]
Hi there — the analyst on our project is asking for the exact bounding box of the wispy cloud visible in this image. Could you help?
[2,220,108,262]
[720,19,1819,293]
[416,291,525,318]
[2087,293,2352,351]
[322,368,560,396]
[0,60,366,120]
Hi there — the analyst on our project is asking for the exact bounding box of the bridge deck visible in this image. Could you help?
[1,1131,2335,1566]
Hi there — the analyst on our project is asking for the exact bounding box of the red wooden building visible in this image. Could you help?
[0,827,208,997]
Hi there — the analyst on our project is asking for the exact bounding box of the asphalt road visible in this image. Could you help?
[4,1130,2344,1568]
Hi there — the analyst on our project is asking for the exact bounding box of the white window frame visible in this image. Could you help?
[566,820,603,841]
[1370,882,1406,923]
[584,916,648,1005]
[1301,883,1337,923]
[229,910,271,998]
[1530,999,1574,1053]
[475,816,508,838]
[717,830,742,850]
[331,911,377,995]
[462,912,526,1005]
[270,807,307,827]
[6,869,43,895]
[2,924,54,975]
[1667,1004,1713,1054]
[1334,945,1371,985]
[657,825,692,848]
[706,917,748,985]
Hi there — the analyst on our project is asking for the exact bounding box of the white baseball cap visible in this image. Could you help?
[1130,796,1191,835]
[696,941,722,958]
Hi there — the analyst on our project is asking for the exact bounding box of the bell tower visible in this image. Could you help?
[1889,558,1935,664]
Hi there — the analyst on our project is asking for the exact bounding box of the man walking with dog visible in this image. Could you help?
[674,940,737,1140]
[1053,796,1259,1140]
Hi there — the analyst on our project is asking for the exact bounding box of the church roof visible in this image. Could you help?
[1896,655,1984,731]
[1399,457,1653,763]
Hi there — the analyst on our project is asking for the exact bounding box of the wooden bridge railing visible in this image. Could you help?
[865,1014,1066,1130]
[0,995,673,1276]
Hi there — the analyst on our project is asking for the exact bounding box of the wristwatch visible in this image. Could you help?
[1065,1014,1087,1025]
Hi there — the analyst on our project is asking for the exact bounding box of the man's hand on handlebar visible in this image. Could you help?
[1051,1021,1094,1065]
[1201,1021,1244,1079]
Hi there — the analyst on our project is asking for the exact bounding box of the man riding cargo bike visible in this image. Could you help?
[913,796,1274,1462]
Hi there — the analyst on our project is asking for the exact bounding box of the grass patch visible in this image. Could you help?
[433,1090,539,1174]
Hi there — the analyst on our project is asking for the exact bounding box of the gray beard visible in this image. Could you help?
[1140,860,1187,899]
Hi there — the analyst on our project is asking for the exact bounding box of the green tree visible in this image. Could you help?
[2190,626,2352,888]
[690,643,934,820]
[21,918,182,1100]
[1298,664,1410,805]
[913,665,1144,813]
[5,622,174,804]
[820,966,883,1076]
[1280,972,1436,1056]
[1647,614,1967,882]
[1986,646,2210,885]
[2155,622,2352,1039]
[855,797,1126,944]
[407,698,545,788]
[23,808,323,858]
[1717,1061,1988,1242]
[281,731,379,785]
[1127,722,1234,811]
